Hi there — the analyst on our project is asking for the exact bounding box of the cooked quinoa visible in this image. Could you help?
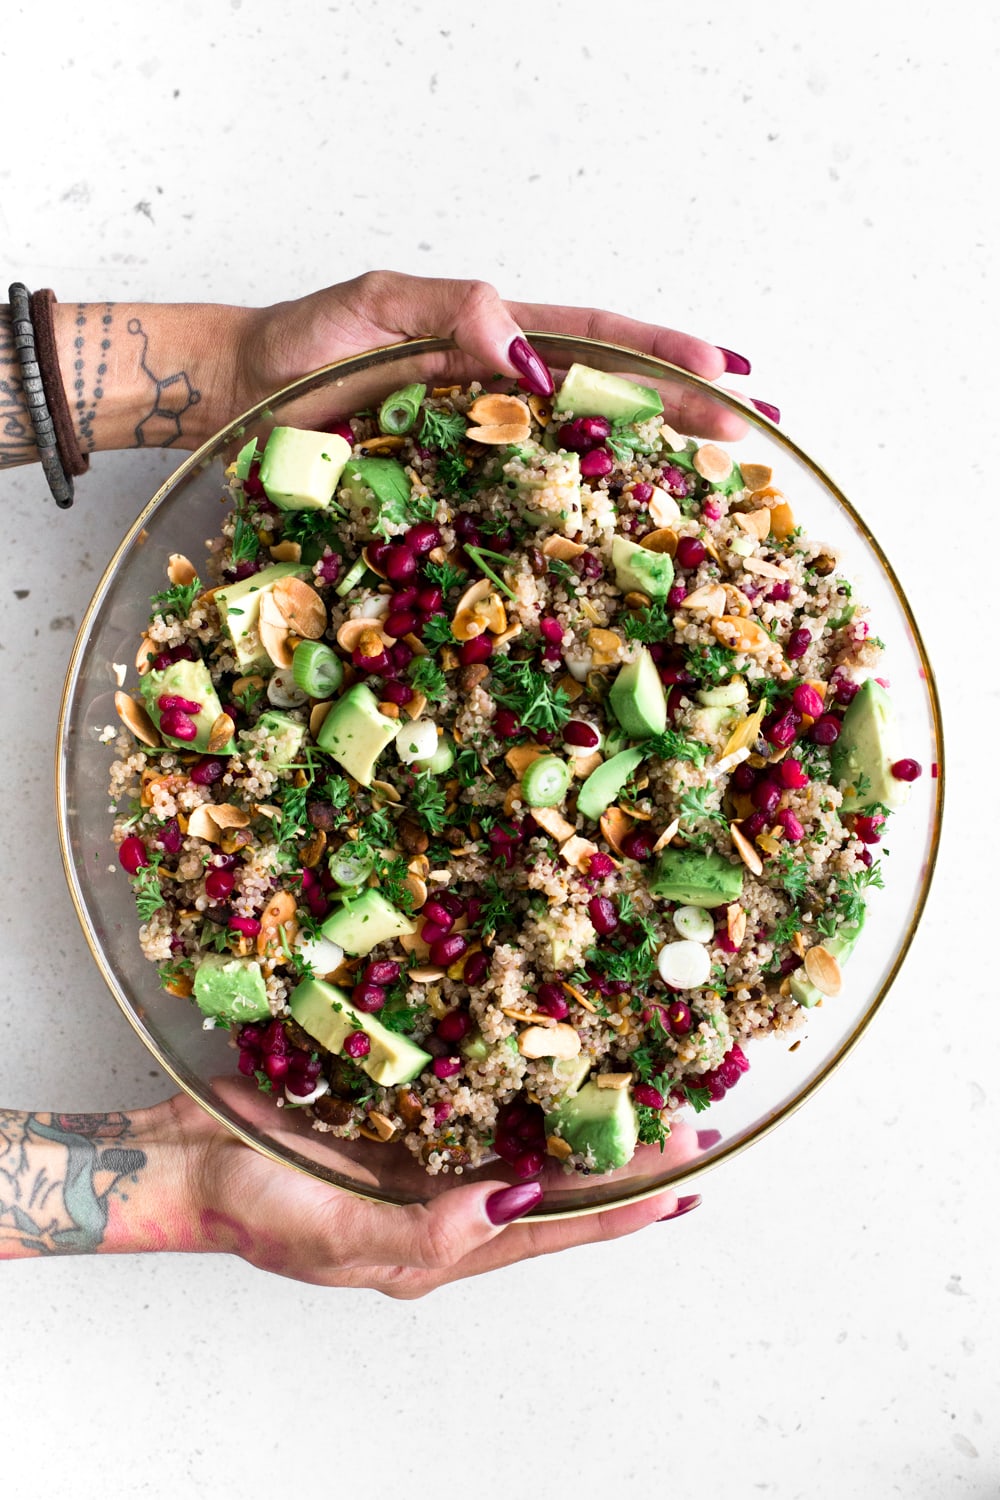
[107,370,920,1178]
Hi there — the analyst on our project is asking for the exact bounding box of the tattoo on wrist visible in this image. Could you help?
[128,315,200,447]
[0,1110,147,1257]
[71,301,115,453]
[0,306,37,468]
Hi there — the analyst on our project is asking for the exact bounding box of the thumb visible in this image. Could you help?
[357,1177,543,1272]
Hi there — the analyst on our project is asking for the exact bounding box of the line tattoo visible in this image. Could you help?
[0,1110,147,1257]
[0,305,37,468]
[127,315,200,447]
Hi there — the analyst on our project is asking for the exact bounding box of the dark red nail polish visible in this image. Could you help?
[696,1129,722,1150]
[508,336,554,397]
[658,1193,702,1222]
[486,1181,543,1226]
[751,398,781,423]
[718,346,751,376]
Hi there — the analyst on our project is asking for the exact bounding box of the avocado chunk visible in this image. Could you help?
[608,647,667,739]
[254,710,306,768]
[553,363,664,424]
[193,954,270,1024]
[831,679,909,814]
[551,1053,592,1098]
[505,446,583,532]
[320,888,416,956]
[234,436,257,479]
[611,535,675,601]
[259,426,351,511]
[289,976,431,1087]
[790,914,866,1007]
[340,457,412,528]
[577,746,645,821]
[315,682,401,786]
[544,1080,639,1173]
[649,846,744,908]
[215,561,311,672]
[140,657,235,754]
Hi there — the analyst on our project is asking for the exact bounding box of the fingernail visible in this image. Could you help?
[508,336,554,398]
[751,397,781,423]
[696,1129,722,1150]
[658,1193,702,1222]
[486,1181,544,1226]
[718,346,751,376]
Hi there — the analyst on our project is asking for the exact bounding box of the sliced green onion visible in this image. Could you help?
[292,641,344,699]
[414,735,456,775]
[378,382,426,436]
[234,437,258,480]
[672,905,716,943]
[463,545,518,602]
[521,754,572,808]
[328,846,374,889]
[335,555,369,598]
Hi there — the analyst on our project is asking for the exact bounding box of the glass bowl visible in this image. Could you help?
[56,335,944,1216]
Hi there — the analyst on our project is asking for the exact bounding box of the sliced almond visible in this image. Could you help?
[733,508,772,541]
[741,462,772,491]
[730,821,764,876]
[310,700,334,737]
[518,1023,581,1060]
[405,873,428,910]
[431,385,460,398]
[711,615,774,657]
[478,592,507,635]
[271,577,326,639]
[370,778,401,803]
[505,743,545,778]
[712,745,752,779]
[527,393,552,427]
[546,1133,573,1160]
[652,816,680,852]
[300,829,327,869]
[493,623,523,649]
[232,673,265,698]
[269,540,302,563]
[561,980,598,1013]
[681,583,727,616]
[167,552,198,586]
[402,689,427,721]
[399,929,432,959]
[803,945,843,997]
[639,527,678,555]
[647,486,683,527]
[207,712,235,754]
[659,421,687,451]
[406,633,431,658]
[559,834,602,872]
[769,500,796,540]
[580,598,603,626]
[135,636,157,676]
[741,555,792,581]
[530,805,577,842]
[600,805,634,855]
[336,617,394,653]
[254,803,282,821]
[720,702,767,760]
[259,613,294,669]
[619,799,653,820]
[257,890,298,960]
[692,443,733,484]
[502,1005,555,1027]
[360,1109,397,1142]
[407,965,447,983]
[542,534,587,561]
[758,831,782,855]
[572,749,603,779]
[595,1072,631,1091]
[185,805,222,843]
[407,853,430,879]
[451,577,492,641]
[791,929,807,958]
[359,434,405,455]
[726,903,747,949]
[722,584,755,618]
[466,421,532,445]
[467,392,531,428]
[210,804,251,829]
[115,691,161,747]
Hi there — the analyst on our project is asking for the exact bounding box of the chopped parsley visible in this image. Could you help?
[685,643,738,686]
[132,858,166,921]
[424,560,467,597]
[419,408,467,452]
[637,1106,670,1150]
[643,729,710,766]
[408,655,448,701]
[623,601,674,645]
[411,772,448,835]
[454,746,483,787]
[150,577,201,622]
[817,862,884,934]
[230,502,261,565]
[422,613,457,650]
[492,657,572,735]
[680,1081,712,1113]
[480,874,513,935]
[775,851,813,902]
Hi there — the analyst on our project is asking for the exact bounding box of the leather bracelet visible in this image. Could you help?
[30,288,89,480]
[7,282,74,507]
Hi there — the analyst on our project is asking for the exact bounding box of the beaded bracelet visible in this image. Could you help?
[7,282,74,507]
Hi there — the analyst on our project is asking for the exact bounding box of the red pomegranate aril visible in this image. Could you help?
[666,1000,692,1034]
[389,640,414,671]
[703,497,723,521]
[352,983,386,1013]
[765,710,800,749]
[159,708,199,741]
[157,694,202,715]
[536,985,570,1021]
[316,552,341,584]
[811,714,841,745]
[453,512,480,542]
[661,464,690,495]
[733,762,756,792]
[579,415,611,443]
[834,678,860,705]
[539,615,564,645]
[586,851,615,879]
[118,836,149,874]
[666,685,687,721]
[367,539,392,571]
[777,808,805,841]
[676,536,706,569]
[430,933,468,968]
[574,550,603,581]
[580,446,613,479]
[557,420,593,453]
[416,585,443,615]
[385,609,417,638]
[405,521,442,555]
[858,847,873,868]
[205,867,235,901]
[343,1030,371,1059]
[854,814,885,844]
[659,665,694,686]
[563,720,599,748]
[362,960,401,987]
[384,544,418,584]
[494,708,523,738]
[743,810,768,839]
[779,757,810,789]
[190,757,225,786]
[381,679,414,706]
[542,644,562,664]
[667,585,687,609]
[433,1101,452,1126]
[633,1083,665,1110]
[787,627,812,660]
[157,817,183,854]
[389,586,419,612]
[629,481,653,504]
[262,1053,289,1083]
[463,950,490,986]
[432,1056,462,1079]
[352,647,390,674]
[228,915,260,937]
[437,892,466,918]
[767,580,792,603]
[511,1149,544,1179]
[588,895,619,935]
[422,899,454,933]
[792,683,825,718]
[326,419,355,444]
[237,1023,263,1053]
[892,758,922,781]
[460,635,493,665]
[436,1009,471,1043]
[751,778,782,816]
[620,829,654,861]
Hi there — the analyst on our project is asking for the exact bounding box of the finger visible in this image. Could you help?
[506,299,729,382]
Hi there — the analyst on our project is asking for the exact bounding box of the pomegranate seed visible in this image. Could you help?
[460,635,493,665]
[494,708,523,738]
[586,851,615,879]
[580,446,613,479]
[381,679,414,706]
[190,757,224,786]
[367,539,393,570]
[433,1101,452,1126]
[384,543,418,584]
[389,586,419,612]
[511,1149,544,1179]
[453,513,481,542]
[587,896,619,936]
[854,814,885,844]
[437,892,466,918]
[159,708,199,741]
[536,983,570,1020]
[733,762,756,792]
[352,983,386,1013]
[661,465,690,497]
[779,757,810,789]
[463,950,490,986]
[422,900,455,933]
[620,829,654,861]
[262,1053,289,1082]
[228,915,260,937]
[777,808,805,841]
[539,615,564,646]
[786,627,812,660]
[326,419,355,444]
[351,647,390,674]
[432,1056,462,1079]
[157,694,202,715]
[389,640,414,671]
[858,847,874,867]
[157,817,183,854]
[633,1083,666,1110]
[232,560,261,581]
[751,778,782,816]
[667,1000,692,1034]
[659,665,695,686]
[343,1031,371,1059]
[702,497,723,521]
[405,521,442,555]
[237,1024,264,1052]
[892,758,922,781]
[118,836,149,874]
[205,867,235,901]
[436,1010,472,1043]
[765,710,800,749]
[666,685,687,721]
[574,551,603,581]
[743,810,768,838]
[834,678,860,705]
[667,584,687,608]
[767,580,792,603]
[630,481,653,504]
[676,536,706,569]
[563,720,599,748]
[430,933,468,968]
[792,683,825,718]
[416,585,443,615]
[361,960,399,986]
[811,715,841,745]
[316,552,341,584]
[384,609,417,638]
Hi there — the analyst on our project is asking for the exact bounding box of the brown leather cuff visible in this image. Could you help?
[29,288,89,478]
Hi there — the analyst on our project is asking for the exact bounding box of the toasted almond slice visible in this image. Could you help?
[518,1022,581,1060]
[186,805,222,842]
[804,945,843,997]
[502,1005,555,1028]
[271,577,326,639]
[402,690,427,721]
[578,598,602,626]
[600,805,634,855]
[135,635,157,675]
[640,527,678,555]
[741,555,792,581]
[467,393,531,427]
[257,890,298,959]
[527,393,552,427]
[726,903,747,949]
[479,592,508,635]
[595,1072,632,1091]
[546,1133,573,1160]
[530,805,577,842]
[712,745,752,779]
[309,700,334,737]
[720,702,767,760]
[681,583,727,615]
[114,691,161,747]
[792,929,807,958]
[572,749,603,779]
[652,816,681,853]
[431,385,461,398]
[730,821,764,876]
[692,443,733,484]
[733,508,772,540]
[619,799,653,820]
[361,1109,397,1142]
[722,584,755,617]
[270,540,303,563]
[359,434,405,455]
[407,855,431,881]
[493,623,523,650]
[254,803,282,821]
[370,779,401,804]
[647,486,683,527]
[741,462,772,491]
[542,534,587,561]
[405,873,428,910]
[399,929,432,958]
[299,829,327,869]
[561,980,598,1014]
[258,614,294,669]
[504,743,545,777]
[405,965,446,984]
[559,834,601,872]
[659,421,687,450]
[167,552,198,586]
[503,782,524,817]
[207,712,235,754]
[758,831,782,855]
[769,500,795,540]
[465,421,532,445]
[711,615,774,656]
[451,577,492,640]
[206,805,248,831]
[624,591,652,611]
[336,616,394,653]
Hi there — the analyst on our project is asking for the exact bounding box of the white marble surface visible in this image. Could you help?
[0,3,996,1496]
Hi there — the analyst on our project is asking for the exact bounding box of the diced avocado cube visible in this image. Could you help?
[577,746,645,821]
[255,710,306,768]
[611,535,675,601]
[259,426,351,511]
[790,914,866,1007]
[315,683,401,786]
[688,704,737,741]
[544,1080,639,1172]
[551,1053,592,1099]
[320,888,416,957]
[140,657,235,754]
[460,1031,490,1062]
[289,976,431,1087]
[234,436,257,479]
[608,647,667,739]
[215,561,311,672]
[193,954,270,1024]
[339,457,412,528]
[831,679,910,813]
[649,846,744,908]
[553,363,663,424]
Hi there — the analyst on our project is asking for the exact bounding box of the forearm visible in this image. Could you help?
[0,299,255,470]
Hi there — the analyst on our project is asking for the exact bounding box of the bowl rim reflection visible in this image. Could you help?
[56,334,945,1219]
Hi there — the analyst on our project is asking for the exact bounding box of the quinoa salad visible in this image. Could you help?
[106,363,922,1178]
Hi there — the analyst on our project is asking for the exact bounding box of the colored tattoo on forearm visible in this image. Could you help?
[127,315,201,447]
[0,305,37,468]
[0,1110,147,1258]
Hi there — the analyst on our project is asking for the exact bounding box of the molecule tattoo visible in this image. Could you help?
[128,316,200,447]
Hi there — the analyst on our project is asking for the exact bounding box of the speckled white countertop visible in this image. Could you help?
[0,4,996,1496]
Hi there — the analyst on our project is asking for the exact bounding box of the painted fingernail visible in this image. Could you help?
[718,346,751,376]
[658,1193,702,1222]
[486,1181,544,1226]
[697,1129,722,1150]
[751,397,781,423]
[508,336,554,397]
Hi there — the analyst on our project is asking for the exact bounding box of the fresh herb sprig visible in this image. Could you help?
[492,657,572,735]
[150,577,201,622]
[411,772,448,835]
[408,656,448,701]
[643,729,710,766]
[623,601,674,645]
[419,408,467,451]
[132,857,166,921]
